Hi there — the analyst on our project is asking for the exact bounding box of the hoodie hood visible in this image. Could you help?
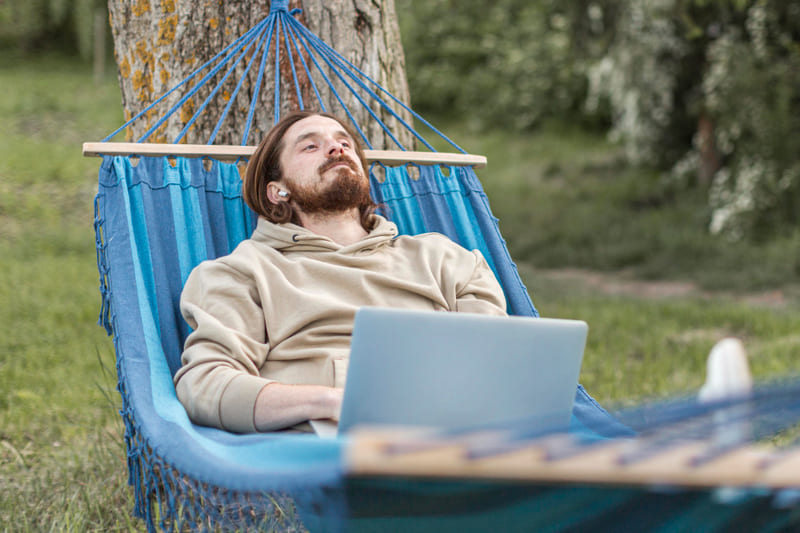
[253,214,398,254]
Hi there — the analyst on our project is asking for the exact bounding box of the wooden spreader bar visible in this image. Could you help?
[346,428,799,489]
[82,142,487,169]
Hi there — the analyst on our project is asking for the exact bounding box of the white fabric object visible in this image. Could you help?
[698,338,753,403]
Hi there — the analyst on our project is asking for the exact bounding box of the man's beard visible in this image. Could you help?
[287,155,372,214]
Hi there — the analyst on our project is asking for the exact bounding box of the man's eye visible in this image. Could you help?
[341,141,351,149]
[303,144,316,151]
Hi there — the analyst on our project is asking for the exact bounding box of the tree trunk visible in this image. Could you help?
[107,0,412,149]
[697,113,720,186]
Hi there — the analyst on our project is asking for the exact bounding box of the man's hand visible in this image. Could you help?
[254,383,343,432]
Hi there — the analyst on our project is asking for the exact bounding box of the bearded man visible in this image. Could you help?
[174,111,507,433]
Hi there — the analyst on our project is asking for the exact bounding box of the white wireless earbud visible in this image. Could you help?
[278,190,289,197]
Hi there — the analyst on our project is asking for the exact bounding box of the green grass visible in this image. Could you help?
[0,53,135,531]
[1,53,799,530]
[522,265,800,408]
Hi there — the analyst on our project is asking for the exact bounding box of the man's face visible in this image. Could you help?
[277,115,370,214]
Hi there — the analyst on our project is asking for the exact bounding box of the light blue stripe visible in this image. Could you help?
[167,189,192,286]
[182,192,208,279]
[181,186,208,281]
[166,159,208,284]
[220,162,248,252]
[450,166,498,274]
[435,166,494,267]
[384,166,426,235]
[223,196,247,253]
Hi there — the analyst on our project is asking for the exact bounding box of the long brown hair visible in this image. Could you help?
[242,111,376,230]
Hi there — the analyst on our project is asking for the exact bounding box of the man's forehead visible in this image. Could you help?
[285,116,352,143]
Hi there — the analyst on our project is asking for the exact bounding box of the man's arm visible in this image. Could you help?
[177,259,346,433]
[454,250,507,315]
[176,260,302,432]
[175,259,273,432]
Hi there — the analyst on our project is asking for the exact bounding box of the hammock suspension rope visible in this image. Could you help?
[102,0,463,155]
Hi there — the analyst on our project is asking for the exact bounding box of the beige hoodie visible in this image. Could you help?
[174,215,506,433]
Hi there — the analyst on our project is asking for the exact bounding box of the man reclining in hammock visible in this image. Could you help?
[174,111,506,433]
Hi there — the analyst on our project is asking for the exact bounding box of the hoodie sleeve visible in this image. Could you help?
[454,250,507,316]
[174,259,272,433]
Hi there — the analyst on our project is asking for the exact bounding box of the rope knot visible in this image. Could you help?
[269,0,290,13]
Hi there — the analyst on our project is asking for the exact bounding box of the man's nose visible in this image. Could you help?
[326,139,344,156]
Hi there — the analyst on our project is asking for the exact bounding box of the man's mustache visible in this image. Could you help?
[318,155,360,174]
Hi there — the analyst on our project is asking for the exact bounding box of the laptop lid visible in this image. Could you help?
[331,307,588,436]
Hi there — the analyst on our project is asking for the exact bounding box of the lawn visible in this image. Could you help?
[0,53,135,530]
[1,53,798,531]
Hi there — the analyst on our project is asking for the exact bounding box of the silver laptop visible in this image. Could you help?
[310,307,588,438]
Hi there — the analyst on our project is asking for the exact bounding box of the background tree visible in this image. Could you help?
[587,0,800,239]
[396,0,618,131]
[106,0,411,148]
[0,0,104,58]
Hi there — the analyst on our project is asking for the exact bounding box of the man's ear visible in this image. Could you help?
[266,182,288,205]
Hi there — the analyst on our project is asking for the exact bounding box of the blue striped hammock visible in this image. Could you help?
[94,154,800,531]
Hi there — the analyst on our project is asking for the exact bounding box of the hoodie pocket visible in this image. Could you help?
[332,358,348,389]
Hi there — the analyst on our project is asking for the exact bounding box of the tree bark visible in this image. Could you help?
[697,113,720,186]
[107,0,412,149]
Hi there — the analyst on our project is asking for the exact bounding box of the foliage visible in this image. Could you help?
[587,0,800,239]
[396,0,618,131]
[0,0,103,59]
[585,0,691,168]
[701,2,800,238]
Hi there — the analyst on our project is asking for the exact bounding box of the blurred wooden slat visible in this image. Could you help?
[82,142,487,168]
